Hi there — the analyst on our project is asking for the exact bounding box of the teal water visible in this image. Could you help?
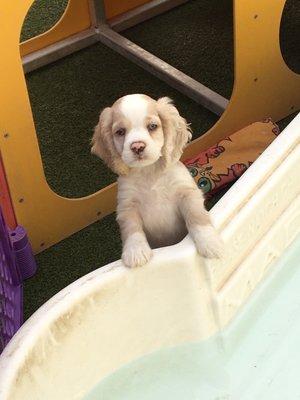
[84,235,300,400]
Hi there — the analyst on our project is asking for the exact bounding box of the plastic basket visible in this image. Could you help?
[0,209,36,352]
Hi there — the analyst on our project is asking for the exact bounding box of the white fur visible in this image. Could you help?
[92,94,223,268]
[188,225,223,259]
[118,161,223,265]
[122,232,152,268]
[118,162,188,248]
[122,128,162,167]
[120,94,148,127]
[117,95,164,168]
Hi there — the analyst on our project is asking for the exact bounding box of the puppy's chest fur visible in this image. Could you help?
[119,166,188,248]
[138,181,186,247]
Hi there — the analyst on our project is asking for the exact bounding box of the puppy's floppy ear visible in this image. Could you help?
[91,107,130,176]
[157,97,192,167]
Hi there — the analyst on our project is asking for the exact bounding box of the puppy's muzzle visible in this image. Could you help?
[130,141,146,156]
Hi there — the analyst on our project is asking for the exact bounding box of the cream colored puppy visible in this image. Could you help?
[92,94,223,268]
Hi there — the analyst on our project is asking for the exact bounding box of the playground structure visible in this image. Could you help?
[0,0,299,253]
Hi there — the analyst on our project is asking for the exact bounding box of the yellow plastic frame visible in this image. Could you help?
[0,0,299,253]
[20,0,92,56]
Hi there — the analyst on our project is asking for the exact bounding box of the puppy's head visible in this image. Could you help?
[91,94,191,175]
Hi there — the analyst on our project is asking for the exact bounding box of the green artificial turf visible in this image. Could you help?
[21,0,299,319]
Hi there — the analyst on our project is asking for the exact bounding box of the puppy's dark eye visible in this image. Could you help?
[115,128,126,136]
[148,122,158,132]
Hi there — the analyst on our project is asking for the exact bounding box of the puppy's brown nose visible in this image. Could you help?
[130,141,146,155]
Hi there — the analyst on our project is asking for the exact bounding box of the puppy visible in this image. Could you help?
[92,94,223,268]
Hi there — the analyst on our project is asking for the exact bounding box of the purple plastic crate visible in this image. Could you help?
[0,209,37,353]
[10,225,37,281]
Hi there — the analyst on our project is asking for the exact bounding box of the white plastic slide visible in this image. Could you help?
[0,114,299,400]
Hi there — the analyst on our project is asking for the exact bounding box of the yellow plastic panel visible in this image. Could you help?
[0,1,118,253]
[20,0,91,56]
[183,0,300,158]
[20,0,151,57]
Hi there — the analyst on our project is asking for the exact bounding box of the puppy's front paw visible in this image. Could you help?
[122,238,152,268]
[191,225,224,259]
